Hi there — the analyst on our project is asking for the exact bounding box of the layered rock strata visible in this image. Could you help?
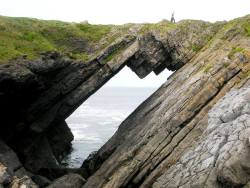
[82,16,250,188]
[0,15,250,187]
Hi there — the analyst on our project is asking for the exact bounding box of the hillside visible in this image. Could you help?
[0,16,180,64]
[0,16,131,63]
[0,15,250,187]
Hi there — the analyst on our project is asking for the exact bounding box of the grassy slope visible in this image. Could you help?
[0,16,125,63]
[0,16,180,64]
[0,15,249,64]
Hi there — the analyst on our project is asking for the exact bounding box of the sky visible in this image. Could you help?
[1,0,250,24]
[1,0,250,87]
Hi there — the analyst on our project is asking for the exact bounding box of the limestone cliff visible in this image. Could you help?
[0,15,250,187]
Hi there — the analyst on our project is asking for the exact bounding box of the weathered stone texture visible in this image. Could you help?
[1,15,250,188]
[153,87,250,187]
[46,173,86,188]
[82,16,250,188]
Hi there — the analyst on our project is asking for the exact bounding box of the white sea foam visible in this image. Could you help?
[72,131,102,143]
[64,87,156,168]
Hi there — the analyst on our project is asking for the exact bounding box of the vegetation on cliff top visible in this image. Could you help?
[0,15,249,64]
[139,19,177,34]
[0,16,130,64]
[0,16,175,64]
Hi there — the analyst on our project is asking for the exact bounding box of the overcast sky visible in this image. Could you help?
[1,0,250,24]
[1,0,250,87]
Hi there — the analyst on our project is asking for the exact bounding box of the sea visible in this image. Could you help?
[64,86,157,168]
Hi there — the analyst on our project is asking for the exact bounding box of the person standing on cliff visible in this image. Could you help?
[171,12,175,23]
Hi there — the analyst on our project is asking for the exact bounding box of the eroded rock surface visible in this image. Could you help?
[153,87,250,187]
[0,18,219,175]
[10,176,38,188]
[82,16,250,187]
[0,140,40,187]
[0,14,250,188]
[46,173,86,188]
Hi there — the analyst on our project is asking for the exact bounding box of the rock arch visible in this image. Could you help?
[0,19,222,183]
[0,33,176,173]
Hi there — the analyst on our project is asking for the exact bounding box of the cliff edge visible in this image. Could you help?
[0,15,250,187]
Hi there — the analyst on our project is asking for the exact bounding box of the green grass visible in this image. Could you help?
[0,16,116,64]
[191,43,203,52]
[243,22,250,37]
[76,24,113,42]
[139,20,177,34]
[103,44,129,63]
[218,16,250,40]
[0,16,178,64]
[228,46,245,59]
[67,52,89,62]
[1,15,249,64]
[223,62,230,68]
[241,70,250,79]
[203,64,213,73]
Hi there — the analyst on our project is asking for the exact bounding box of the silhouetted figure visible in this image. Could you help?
[171,12,175,23]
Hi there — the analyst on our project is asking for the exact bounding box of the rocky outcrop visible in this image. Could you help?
[82,16,250,187]
[10,176,38,188]
[0,140,40,187]
[47,174,86,188]
[0,19,219,175]
[0,15,250,187]
[0,163,11,186]
[153,87,250,187]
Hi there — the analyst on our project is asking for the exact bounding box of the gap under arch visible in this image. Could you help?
[63,67,172,167]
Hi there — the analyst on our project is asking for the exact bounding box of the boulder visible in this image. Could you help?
[10,176,38,188]
[0,163,11,185]
[47,174,86,188]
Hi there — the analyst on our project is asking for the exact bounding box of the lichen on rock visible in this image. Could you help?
[153,87,250,187]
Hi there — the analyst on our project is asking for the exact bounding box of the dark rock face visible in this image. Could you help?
[127,33,172,78]
[47,120,74,162]
[0,30,180,180]
[0,139,40,187]
[1,22,207,173]
[1,15,250,188]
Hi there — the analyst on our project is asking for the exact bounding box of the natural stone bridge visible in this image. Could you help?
[1,16,250,187]
[1,23,214,173]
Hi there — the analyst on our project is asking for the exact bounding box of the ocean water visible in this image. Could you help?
[64,86,157,168]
